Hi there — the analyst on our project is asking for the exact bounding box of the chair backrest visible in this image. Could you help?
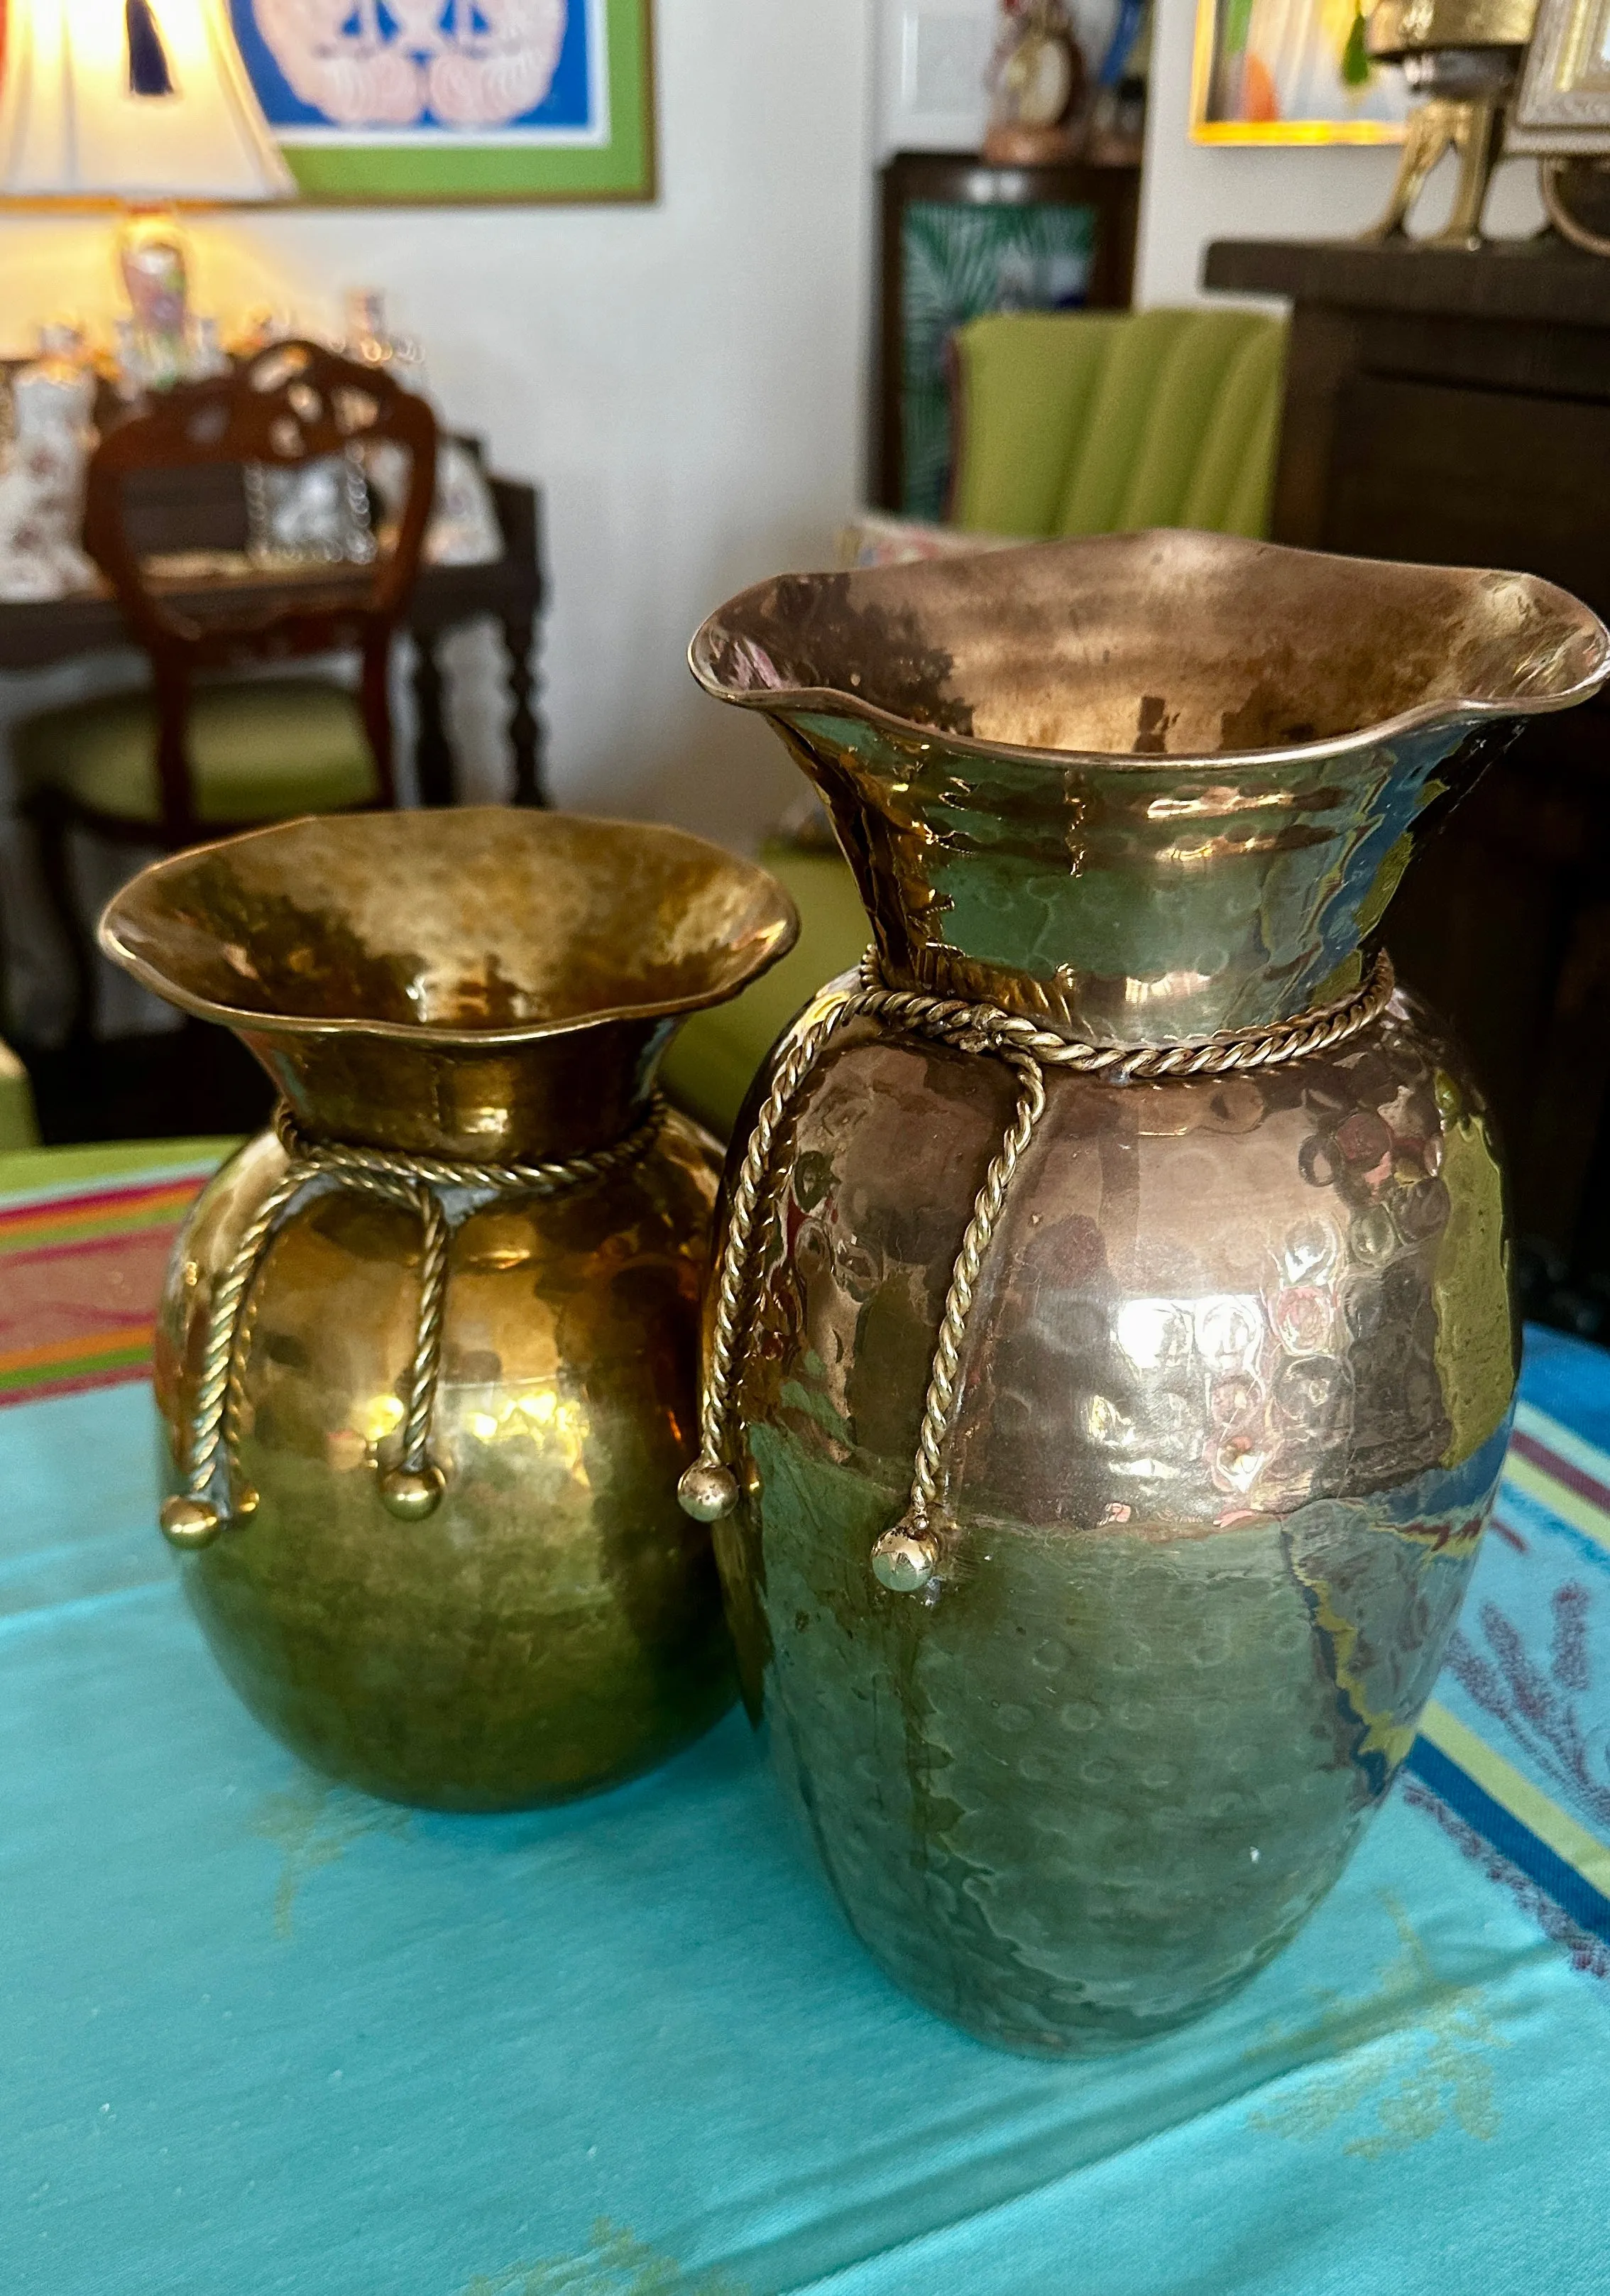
[82,339,438,844]
[948,307,1288,544]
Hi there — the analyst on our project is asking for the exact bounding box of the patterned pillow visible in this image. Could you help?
[836,510,1020,569]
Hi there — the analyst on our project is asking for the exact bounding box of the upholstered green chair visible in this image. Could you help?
[14,339,436,1039]
[660,843,871,1137]
[948,304,1286,542]
[668,307,1289,1135]
[0,1035,39,1150]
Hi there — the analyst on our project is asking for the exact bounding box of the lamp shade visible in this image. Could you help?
[0,0,295,201]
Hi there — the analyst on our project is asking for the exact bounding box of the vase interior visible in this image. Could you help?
[101,808,796,1037]
[99,810,798,1159]
[693,530,1606,759]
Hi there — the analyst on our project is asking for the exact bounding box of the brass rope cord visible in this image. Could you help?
[677,946,1397,1595]
[159,1093,666,1552]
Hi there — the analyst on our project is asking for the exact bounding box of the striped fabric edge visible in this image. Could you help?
[0,1159,220,1409]
[1407,1702,1610,1942]
[1506,1401,1610,1554]
[0,1159,221,1232]
[1403,1402,1610,1947]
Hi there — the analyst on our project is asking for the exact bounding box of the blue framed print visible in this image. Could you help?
[227,0,655,202]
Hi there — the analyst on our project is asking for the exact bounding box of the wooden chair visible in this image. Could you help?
[15,339,437,1038]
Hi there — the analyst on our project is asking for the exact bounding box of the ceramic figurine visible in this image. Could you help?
[0,325,97,602]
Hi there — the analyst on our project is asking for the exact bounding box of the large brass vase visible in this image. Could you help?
[99,809,796,1810]
[689,532,1609,2054]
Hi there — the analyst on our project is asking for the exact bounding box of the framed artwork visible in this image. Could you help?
[1190,0,1410,143]
[875,154,1139,518]
[899,198,1096,519]
[229,0,655,203]
[1509,0,1610,148]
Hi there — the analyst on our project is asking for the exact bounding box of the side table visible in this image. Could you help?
[0,461,547,809]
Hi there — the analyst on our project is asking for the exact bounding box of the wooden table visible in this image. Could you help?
[1205,236,1610,1335]
[0,468,547,809]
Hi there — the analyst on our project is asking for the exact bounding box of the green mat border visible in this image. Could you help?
[280,0,655,205]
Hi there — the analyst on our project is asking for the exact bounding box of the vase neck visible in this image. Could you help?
[236,1016,674,1162]
[789,708,1499,1046]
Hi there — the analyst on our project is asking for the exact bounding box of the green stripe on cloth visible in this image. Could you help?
[0,1144,233,1409]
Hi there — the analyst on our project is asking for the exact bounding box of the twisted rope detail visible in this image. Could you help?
[677,949,1396,1595]
[158,1094,664,1553]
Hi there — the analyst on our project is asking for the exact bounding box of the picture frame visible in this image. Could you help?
[1508,0,1610,151]
[1190,0,1409,143]
[229,0,656,204]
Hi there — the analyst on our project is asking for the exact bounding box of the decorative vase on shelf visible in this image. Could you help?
[99,809,796,1811]
[680,530,1609,2055]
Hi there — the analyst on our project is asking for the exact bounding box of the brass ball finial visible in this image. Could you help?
[678,1459,740,1521]
[871,1523,940,1593]
[160,1494,223,1550]
[378,1463,446,1521]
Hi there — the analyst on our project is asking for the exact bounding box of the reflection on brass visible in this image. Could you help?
[689,531,1610,2055]
[1363,0,1539,246]
[680,947,1398,1576]
[99,809,798,1811]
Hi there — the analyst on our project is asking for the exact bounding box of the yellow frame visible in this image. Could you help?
[1188,0,1408,143]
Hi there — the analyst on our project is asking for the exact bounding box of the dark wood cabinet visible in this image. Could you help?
[1207,239,1610,1331]
[875,152,1139,514]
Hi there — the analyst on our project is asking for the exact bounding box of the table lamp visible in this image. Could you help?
[0,0,295,385]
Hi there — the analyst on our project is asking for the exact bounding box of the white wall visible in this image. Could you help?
[872,0,1123,158]
[0,1,875,867]
[1135,0,1545,307]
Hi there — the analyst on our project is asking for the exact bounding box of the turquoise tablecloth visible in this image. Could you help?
[4,1152,1610,2295]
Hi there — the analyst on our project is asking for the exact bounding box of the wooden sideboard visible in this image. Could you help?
[1206,239,1610,1332]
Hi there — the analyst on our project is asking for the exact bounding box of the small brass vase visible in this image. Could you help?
[100,809,796,1810]
[688,532,1609,2053]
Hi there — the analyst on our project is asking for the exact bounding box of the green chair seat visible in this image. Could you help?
[13,677,379,826]
[0,1037,39,1151]
[661,843,871,1138]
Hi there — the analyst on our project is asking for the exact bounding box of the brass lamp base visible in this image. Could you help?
[1362,86,1510,248]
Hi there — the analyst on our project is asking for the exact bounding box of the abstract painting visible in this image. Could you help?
[1191,0,1409,143]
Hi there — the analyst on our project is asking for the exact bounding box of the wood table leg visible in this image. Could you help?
[412,630,454,807]
[501,606,544,807]
[26,790,98,1045]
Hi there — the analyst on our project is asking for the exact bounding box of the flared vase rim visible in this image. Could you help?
[97,807,801,1049]
[689,531,1610,774]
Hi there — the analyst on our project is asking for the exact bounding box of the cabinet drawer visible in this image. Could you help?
[1324,375,1610,619]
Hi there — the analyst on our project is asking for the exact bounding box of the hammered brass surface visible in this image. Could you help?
[691,532,1610,1042]
[100,809,799,1158]
[158,1115,728,1808]
[109,809,799,1808]
[691,535,1604,2053]
[717,985,1513,2052]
